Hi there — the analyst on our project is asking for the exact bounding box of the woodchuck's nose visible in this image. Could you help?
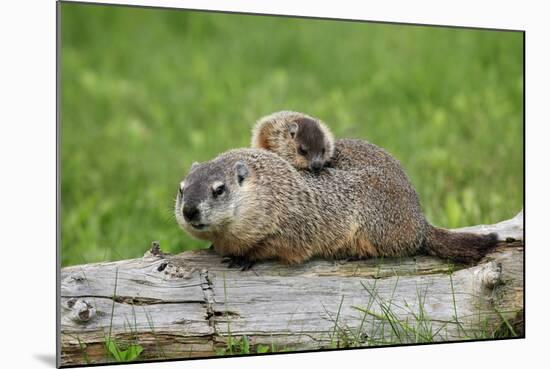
[311,160,323,173]
[183,205,200,222]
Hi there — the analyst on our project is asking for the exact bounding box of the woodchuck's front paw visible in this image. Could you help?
[343,255,367,262]
[221,256,256,271]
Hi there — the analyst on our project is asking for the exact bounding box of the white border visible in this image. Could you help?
[2,1,548,368]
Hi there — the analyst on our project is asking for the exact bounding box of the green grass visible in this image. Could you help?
[104,269,144,363]
[60,3,523,266]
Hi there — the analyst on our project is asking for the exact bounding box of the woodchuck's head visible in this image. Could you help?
[288,116,335,173]
[252,111,335,173]
[174,157,253,241]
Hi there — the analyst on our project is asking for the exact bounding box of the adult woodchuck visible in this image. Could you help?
[174,148,498,268]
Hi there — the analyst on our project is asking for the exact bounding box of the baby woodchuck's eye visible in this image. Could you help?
[298,146,308,156]
[212,182,226,198]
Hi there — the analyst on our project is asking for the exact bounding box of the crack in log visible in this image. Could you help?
[199,269,241,344]
[199,269,216,327]
[61,295,204,306]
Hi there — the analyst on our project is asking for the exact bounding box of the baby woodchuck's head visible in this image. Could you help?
[174,151,260,243]
[251,111,335,173]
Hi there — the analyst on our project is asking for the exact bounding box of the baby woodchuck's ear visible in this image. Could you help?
[190,161,199,170]
[234,161,250,185]
[289,122,299,138]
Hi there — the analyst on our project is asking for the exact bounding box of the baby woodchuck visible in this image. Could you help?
[175,148,498,268]
[251,111,335,173]
[251,110,402,172]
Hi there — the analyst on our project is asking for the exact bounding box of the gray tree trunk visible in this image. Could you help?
[60,211,524,366]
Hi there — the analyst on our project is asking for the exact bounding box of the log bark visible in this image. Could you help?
[59,211,524,366]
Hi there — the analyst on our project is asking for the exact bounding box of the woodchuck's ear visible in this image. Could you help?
[190,161,199,170]
[234,161,250,185]
[289,122,298,138]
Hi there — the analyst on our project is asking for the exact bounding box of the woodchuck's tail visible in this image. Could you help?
[423,225,499,263]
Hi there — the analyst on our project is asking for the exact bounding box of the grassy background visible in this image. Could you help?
[60,3,523,267]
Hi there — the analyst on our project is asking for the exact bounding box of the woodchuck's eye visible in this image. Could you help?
[298,146,308,156]
[212,183,225,198]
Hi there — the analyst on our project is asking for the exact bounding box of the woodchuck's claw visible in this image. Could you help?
[344,255,365,262]
[223,256,255,271]
[239,260,256,271]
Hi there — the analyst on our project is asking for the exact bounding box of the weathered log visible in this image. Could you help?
[59,211,524,366]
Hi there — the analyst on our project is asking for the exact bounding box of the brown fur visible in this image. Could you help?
[175,149,424,265]
[175,148,497,266]
[425,227,498,263]
[247,111,499,263]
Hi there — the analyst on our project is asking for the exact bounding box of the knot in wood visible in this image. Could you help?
[477,261,502,289]
[70,274,85,283]
[66,298,96,323]
[162,262,196,279]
